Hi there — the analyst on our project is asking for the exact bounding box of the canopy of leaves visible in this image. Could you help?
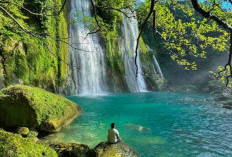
[137,0,229,71]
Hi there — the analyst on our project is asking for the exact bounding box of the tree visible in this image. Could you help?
[136,0,231,86]
[190,0,232,86]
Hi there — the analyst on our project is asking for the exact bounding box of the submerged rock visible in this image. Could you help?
[50,142,95,157]
[94,142,139,157]
[213,92,232,110]
[0,129,57,157]
[124,123,151,133]
[167,85,198,93]
[0,85,83,132]
[222,100,232,109]
[207,80,224,94]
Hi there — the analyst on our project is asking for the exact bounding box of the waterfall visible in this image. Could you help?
[152,55,164,77]
[120,10,147,92]
[146,44,164,77]
[69,0,107,95]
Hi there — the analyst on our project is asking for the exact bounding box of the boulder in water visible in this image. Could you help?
[223,102,232,110]
[94,142,139,157]
[0,85,83,132]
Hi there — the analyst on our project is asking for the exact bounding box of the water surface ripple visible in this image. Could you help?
[52,92,232,157]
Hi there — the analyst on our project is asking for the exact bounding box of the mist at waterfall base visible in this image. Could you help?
[49,93,232,157]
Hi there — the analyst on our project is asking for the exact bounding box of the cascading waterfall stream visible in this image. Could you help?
[69,0,107,95]
[146,44,164,77]
[120,10,147,92]
[152,55,164,77]
[68,2,162,94]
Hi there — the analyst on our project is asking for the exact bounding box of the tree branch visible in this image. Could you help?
[90,0,101,30]
[97,5,136,18]
[0,4,85,71]
[191,0,232,86]
[153,8,156,38]
[191,0,232,30]
[0,1,59,16]
[0,5,31,33]
[135,0,156,77]
[58,0,67,15]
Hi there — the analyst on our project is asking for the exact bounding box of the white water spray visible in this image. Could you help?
[69,0,107,95]
[120,10,147,92]
[152,55,164,77]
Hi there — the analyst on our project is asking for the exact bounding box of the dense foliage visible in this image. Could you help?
[1,0,231,89]
[137,0,229,71]
[95,0,134,74]
[0,0,69,90]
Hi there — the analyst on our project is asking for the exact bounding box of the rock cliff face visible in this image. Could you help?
[0,0,165,95]
[0,0,71,94]
[67,1,165,95]
[0,85,82,132]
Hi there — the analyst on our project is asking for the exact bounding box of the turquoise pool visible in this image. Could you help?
[52,92,232,156]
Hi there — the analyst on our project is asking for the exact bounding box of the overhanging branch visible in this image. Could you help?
[191,0,232,30]
[135,0,156,77]
[191,0,232,86]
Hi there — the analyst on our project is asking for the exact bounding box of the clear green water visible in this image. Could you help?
[52,92,232,157]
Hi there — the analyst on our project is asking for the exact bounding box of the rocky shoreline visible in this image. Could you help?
[1,82,230,157]
[0,85,139,157]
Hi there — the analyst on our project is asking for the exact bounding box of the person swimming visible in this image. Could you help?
[108,123,121,144]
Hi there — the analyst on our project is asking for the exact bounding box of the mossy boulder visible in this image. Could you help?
[17,127,30,136]
[0,129,57,157]
[94,142,139,157]
[28,130,39,137]
[0,85,83,132]
[50,142,95,157]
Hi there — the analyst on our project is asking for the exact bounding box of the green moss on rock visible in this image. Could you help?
[0,0,69,91]
[17,127,30,136]
[0,85,82,132]
[50,142,95,157]
[94,142,139,157]
[106,32,125,74]
[0,129,57,157]
[139,38,166,91]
